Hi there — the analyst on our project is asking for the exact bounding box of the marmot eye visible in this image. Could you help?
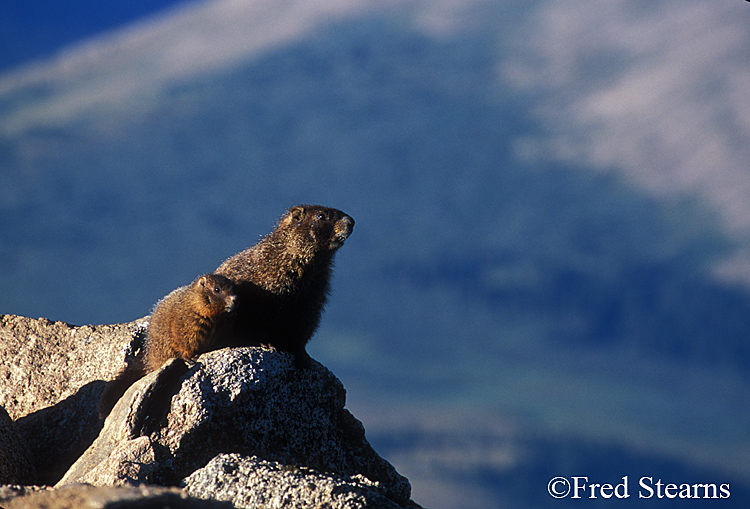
[213,287,222,294]
[315,213,327,221]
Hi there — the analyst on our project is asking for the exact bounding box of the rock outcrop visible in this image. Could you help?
[0,315,419,508]
[0,314,146,484]
[184,453,406,509]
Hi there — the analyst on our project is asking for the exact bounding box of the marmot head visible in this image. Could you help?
[196,273,238,313]
[281,205,355,254]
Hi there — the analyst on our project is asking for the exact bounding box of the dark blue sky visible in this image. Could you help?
[0,0,185,70]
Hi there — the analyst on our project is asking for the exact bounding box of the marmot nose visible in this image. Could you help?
[226,295,238,312]
[341,215,354,234]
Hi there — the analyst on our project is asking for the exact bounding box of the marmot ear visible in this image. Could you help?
[197,275,207,287]
[290,206,305,221]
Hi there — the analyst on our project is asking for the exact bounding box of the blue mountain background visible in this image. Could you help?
[2,1,750,507]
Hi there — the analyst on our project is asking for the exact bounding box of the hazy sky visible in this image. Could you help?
[505,1,750,218]
[2,0,749,278]
[501,0,750,279]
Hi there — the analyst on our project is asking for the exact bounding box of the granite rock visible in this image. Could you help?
[0,315,419,507]
[1,483,233,509]
[59,347,412,506]
[0,314,146,484]
[184,453,411,509]
[0,406,35,484]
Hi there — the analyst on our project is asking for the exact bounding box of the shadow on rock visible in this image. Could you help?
[16,381,106,485]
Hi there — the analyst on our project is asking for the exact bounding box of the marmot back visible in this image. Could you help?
[216,205,354,367]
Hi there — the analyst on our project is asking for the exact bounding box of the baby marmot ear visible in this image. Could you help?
[290,206,305,222]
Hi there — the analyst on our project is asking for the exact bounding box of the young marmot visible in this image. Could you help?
[215,205,354,367]
[99,273,237,416]
[144,273,237,370]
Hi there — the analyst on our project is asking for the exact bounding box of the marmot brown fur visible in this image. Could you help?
[99,273,237,416]
[215,205,354,367]
[144,273,237,370]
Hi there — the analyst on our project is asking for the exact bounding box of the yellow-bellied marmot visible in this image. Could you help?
[99,273,237,416]
[145,273,237,370]
[215,205,354,367]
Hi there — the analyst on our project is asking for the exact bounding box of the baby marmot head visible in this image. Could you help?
[195,273,237,313]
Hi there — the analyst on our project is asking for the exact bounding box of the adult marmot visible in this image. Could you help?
[215,205,354,367]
